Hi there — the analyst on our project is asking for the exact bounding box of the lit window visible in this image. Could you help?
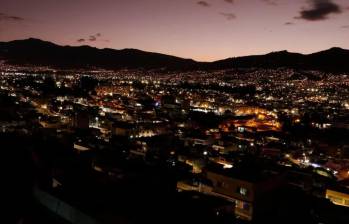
[327,195,343,205]
[235,200,250,211]
[235,200,244,209]
[238,187,248,196]
[237,127,245,133]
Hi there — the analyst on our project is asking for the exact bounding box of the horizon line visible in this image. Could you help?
[1,37,347,63]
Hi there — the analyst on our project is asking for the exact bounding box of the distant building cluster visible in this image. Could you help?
[2,64,349,223]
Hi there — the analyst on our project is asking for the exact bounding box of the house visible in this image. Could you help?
[326,180,349,207]
[204,162,285,221]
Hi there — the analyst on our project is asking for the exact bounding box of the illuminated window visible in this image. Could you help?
[235,200,250,211]
[328,195,343,204]
[238,187,248,196]
[235,200,244,209]
[237,127,245,133]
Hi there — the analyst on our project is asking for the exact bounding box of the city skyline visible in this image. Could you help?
[1,0,349,61]
[2,1,349,223]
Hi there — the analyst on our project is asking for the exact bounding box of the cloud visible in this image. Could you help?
[197,1,210,7]
[224,0,234,4]
[220,12,236,20]
[78,33,105,43]
[296,0,342,21]
[261,0,278,6]
[89,35,97,41]
[284,22,294,25]
[0,12,24,22]
[341,25,349,29]
[89,33,102,41]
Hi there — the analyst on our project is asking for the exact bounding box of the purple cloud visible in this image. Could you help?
[220,12,236,20]
[197,1,210,7]
[0,12,24,22]
[296,0,342,21]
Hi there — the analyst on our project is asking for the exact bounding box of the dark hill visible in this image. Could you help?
[1,38,349,72]
[0,38,198,70]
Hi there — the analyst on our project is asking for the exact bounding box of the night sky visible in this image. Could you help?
[0,0,348,61]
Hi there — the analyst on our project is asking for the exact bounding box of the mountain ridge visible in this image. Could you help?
[0,38,348,72]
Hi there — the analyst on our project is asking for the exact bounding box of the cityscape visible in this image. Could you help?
[2,0,349,224]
